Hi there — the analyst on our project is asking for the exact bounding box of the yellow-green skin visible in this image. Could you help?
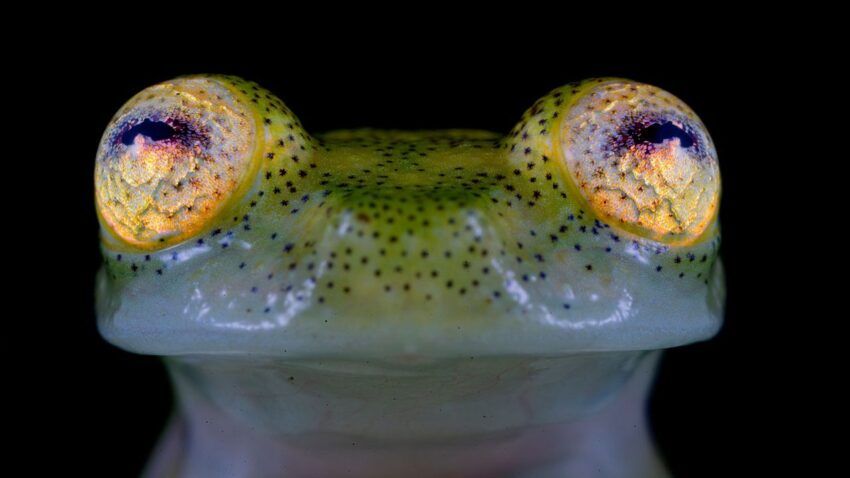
[95,75,724,477]
[97,75,723,359]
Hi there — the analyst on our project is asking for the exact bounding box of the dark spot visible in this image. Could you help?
[121,119,177,145]
[638,121,694,148]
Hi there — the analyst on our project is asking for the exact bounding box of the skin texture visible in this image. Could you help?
[95,75,723,477]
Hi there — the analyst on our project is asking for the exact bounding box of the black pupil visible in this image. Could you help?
[637,121,694,148]
[121,119,177,145]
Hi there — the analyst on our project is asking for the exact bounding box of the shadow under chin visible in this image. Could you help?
[165,350,651,444]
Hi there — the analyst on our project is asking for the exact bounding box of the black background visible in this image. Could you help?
[38,41,791,476]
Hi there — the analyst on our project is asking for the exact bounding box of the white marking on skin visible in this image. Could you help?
[276,261,326,327]
[490,258,529,306]
[466,213,484,238]
[196,305,210,321]
[538,288,633,330]
[184,286,204,316]
[183,285,211,323]
[201,284,279,331]
[536,304,556,326]
[625,241,650,265]
[615,290,634,323]
[161,244,211,264]
[337,211,352,237]
[212,319,275,331]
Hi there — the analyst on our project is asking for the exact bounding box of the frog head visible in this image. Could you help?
[94,75,723,446]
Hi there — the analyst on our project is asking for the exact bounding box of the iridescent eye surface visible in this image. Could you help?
[95,76,259,250]
[558,80,720,245]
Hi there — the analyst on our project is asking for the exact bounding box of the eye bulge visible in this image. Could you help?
[95,75,719,252]
[94,76,261,250]
[556,79,720,245]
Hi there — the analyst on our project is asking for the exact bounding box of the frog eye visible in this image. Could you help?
[95,76,261,250]
[557,80,720,245]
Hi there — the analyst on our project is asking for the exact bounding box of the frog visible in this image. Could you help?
[95,75,724,478]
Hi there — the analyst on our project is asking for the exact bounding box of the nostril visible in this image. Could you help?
[637,121,694,148]
[121,119,177,145]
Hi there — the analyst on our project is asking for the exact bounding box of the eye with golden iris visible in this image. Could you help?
[557,80,720,245]
[94,76,260,250]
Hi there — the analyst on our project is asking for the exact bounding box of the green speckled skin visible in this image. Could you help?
[95,75,723,478]
[97,75,722,359]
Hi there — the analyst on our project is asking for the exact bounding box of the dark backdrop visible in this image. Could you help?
[45,46,784,476]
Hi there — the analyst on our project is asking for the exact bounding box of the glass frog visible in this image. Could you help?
[95,75,723,477]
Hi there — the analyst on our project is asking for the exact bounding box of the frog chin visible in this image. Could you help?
[146,349,668,477]
[166,350,645,442]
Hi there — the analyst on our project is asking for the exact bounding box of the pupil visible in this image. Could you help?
[637,121,694,148]
[121,119,177,145]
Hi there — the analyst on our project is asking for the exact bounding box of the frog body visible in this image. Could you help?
[94,75,723,477]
